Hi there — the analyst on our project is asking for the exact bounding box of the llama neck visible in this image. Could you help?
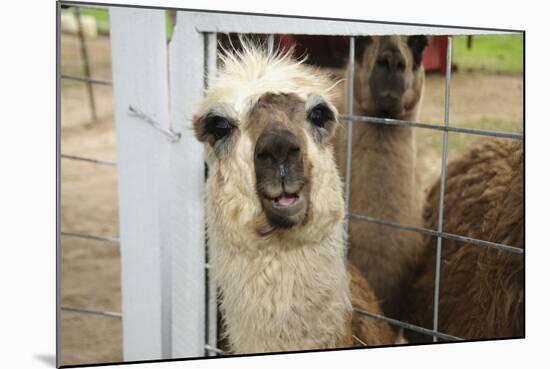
[344,75,424,317]
[349,103,419,225]
[210,225,352,354]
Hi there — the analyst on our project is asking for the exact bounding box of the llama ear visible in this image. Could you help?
[354,36,372,62]
[407,35,429,69]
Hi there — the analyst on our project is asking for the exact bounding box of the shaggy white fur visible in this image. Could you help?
[193,43,352,353]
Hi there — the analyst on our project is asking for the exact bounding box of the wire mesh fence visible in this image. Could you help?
[59,4,123,342]
[341,34,523,344]
[59,5,523,361]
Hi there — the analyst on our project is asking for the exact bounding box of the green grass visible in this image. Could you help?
[452,34,523,74]
[62,8,175,39]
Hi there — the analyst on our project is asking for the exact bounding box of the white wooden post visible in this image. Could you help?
[110,8,169,361]
[110,7,205,361]
[167,11,206,358]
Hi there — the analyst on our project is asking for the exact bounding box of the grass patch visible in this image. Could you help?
[452,34,523,74]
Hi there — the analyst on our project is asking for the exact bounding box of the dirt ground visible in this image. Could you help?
[59,34,523,366]
[61,34,121,366]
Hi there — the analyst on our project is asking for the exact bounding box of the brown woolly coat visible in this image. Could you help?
[403,138,524,342]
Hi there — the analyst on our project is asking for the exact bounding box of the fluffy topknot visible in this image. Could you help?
[198,37,340,118]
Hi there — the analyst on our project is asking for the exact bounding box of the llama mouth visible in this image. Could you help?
[377,109,402,119]
[273,193,299,208]
[260,191,307,228]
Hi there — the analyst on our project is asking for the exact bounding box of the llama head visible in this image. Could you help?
[193,43,344,244]
[354,35,428,119]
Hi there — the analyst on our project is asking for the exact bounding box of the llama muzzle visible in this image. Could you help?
[254,125,308,228]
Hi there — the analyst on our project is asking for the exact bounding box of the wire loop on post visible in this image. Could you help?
[343,36,355,258]
[128,105,181,142]
[204,345,228,355]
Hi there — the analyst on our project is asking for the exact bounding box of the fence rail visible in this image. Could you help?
[61,74,113,86]
[61,154,117,166]
[61,306,122,318]
[61,231,120,244]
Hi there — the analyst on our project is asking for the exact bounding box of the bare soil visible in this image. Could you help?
[59,34,523,366]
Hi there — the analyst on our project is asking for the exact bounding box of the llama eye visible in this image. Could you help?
[308,104,333,128]
[206,116,232,140]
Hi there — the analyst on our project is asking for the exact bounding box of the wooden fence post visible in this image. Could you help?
[167,11,206,358]
[109,7,205,361]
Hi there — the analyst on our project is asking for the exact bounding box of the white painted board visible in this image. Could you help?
[189,11,519,35]
[167,10,206,359]
[110,7,172,361]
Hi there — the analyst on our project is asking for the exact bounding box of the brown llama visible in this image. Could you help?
[192,43,395,354]
[403,138,524,342]
[335,35,429,319]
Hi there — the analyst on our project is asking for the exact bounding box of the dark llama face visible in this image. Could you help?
[355,35,428,119]
[251,93,337,230]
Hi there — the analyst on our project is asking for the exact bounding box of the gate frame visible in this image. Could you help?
[108,6,520,360]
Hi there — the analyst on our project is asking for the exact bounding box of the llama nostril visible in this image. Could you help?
[256,151,271,161]
[279,163,288,178]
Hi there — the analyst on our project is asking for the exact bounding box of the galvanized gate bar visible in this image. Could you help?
[204,31,219,357]
[343,36,355,254]
[432,36,453,342]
